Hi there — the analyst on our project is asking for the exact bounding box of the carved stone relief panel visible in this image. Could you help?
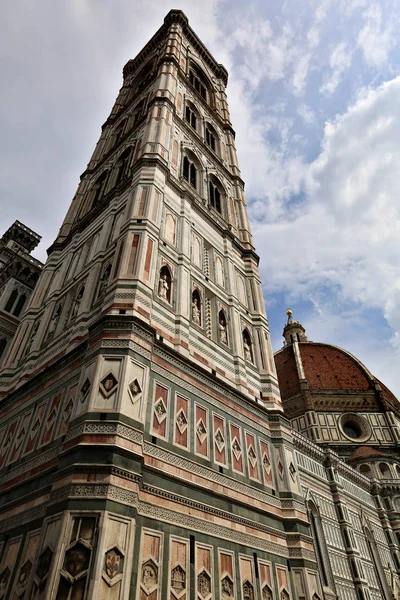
[75,359,97,417]
[257,560,275,600]
[169,537,189,600]
[196,544,213,600]
[0,420,18,469]
[152,383,170,440]
[8,410,32,464]
[245,432,259,481]
[219,550,235,599]
[39,392,62,447]
[58,384,78,437]
[97,513,134,599]
[259,440,274,488]
[239,556,256,600]
[213,414,227,466]
[124,359,147,421]
[31,515,61,599]
[139,529,163,600]
[195,404,209,458]
[56,515,97,600]
[230,423,244,474]
[174,395,189,449]
[96,358,123,410]
[0,536,22,599]
[276,565,291,600]
[9,528,41,599]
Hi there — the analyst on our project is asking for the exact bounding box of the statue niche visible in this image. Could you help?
[219,309,228,345]
[192,289,201,326]
[158,266,172,303]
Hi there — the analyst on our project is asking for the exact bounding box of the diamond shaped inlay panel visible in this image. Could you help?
[154,397,167,424]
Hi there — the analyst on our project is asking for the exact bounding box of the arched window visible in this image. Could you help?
[13,294,27,317]
[71,286,85,319]
[360,464,372,478]
[114,147,132,186]
[188,61,212,103]
[4,289,18,313]
[308,501,334,591]
[113,119,127,147]
[218,310,228,345]
[183,155,198,190]
[243,328,253,362]
[133,98,146,124]
[205,123,219,154]
[379,463,391,478]
[185,103,198,131]
[208,176,224,214]
[158,266,172,303]
[47,303,63,340]
[0,338,7,361]
[91,170,109,206]
[98,263,112,299]
[191,289,201,326]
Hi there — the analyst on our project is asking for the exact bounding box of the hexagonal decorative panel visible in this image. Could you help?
[64,542,90,578]
[221,574,234,598]
[36,546,53,581]
[197,569,211,598]
[141,559,158,594]
[262,584,273,600]
[171,564,186,594]
[104,547,124,580]
[243,579,254,600]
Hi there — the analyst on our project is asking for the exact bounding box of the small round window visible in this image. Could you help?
[339,413,371,442]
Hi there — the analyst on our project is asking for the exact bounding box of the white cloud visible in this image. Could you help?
[253,75,400,393]
[357,3,396,67]
[320,42,352,94]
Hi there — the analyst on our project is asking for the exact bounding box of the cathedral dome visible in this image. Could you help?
[274,310,400,450]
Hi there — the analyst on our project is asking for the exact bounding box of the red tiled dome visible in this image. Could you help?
[298,344,372,391]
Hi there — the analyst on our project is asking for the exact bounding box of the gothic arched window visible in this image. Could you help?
[308,500,334,591]
[158,266,172,303]
[188,61,212,104]
[205,123,219,154]
[191,289,202,326]
[91,170,109,206]
[242,328,253,363]
[185,103,199,131]
[4,289,18,313]
[133,98,146,124]
[114,147,133,186]
[208,176,224,214]
[183,156,198,190]
[13,293,27,317]
[113,119,127,147]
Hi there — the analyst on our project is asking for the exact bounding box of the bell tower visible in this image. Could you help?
[0,11,319,600]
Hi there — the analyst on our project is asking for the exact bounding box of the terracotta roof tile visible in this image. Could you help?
[298,344,372,391]
[348,445,385,462]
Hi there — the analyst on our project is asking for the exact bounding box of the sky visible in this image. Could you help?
[1,1,400,396]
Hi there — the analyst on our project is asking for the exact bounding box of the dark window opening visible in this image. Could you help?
[189,70,207,100]
[209,181,221,213]
[185,106,197,130]
[183,156,197,190]
[5,289,18,313]
[206,127,216,151]
[13,294,27,317]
